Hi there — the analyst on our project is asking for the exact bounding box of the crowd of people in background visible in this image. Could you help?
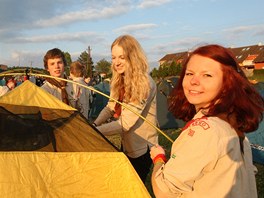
[0,78,16,97]
[0,74,45,90]
[0,59,102,119]
[0,34,263,197]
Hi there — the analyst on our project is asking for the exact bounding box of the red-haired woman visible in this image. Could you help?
[150,44,264,198]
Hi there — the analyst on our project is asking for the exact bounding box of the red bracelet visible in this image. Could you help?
[153,154,167,164]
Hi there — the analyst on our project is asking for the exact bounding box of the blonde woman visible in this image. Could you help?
[94,35,158,183]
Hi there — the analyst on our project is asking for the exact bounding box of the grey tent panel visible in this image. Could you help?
[156,77,185,129]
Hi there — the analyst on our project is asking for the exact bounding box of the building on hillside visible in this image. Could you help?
[0,64,8,72]
[229,43,264,70]
[159,43,264,70]
[159,52,189,66]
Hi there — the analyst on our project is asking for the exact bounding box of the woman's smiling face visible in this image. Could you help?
[183,54,223,111]
[111,44,127,74]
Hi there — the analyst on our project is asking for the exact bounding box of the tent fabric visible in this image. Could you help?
[0,80,150,197]
[0,152,150,198]
[0,80,117,152]
[246,119,264,164]
[0,80,76,121]
[89,81,110,119]
[156,77,185,129]
[0,80,76,111]
[245,82,264,164]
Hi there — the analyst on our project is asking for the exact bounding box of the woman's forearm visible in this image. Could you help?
[94,106,114,126]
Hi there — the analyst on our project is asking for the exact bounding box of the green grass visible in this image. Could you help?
[250,70,264,82]
[255,163,264,196]
[106,129,264,197]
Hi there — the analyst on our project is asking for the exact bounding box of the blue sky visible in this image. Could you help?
[1,0,264,70]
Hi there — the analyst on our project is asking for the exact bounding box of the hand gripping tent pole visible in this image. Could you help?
[0,71,174,144]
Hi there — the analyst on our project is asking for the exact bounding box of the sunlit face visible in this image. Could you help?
[47,57,65,78]
[111,45,127,74]
[183,54,223,111]
[7,81,15,90]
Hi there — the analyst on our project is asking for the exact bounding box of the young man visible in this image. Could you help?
[41,48,74,105]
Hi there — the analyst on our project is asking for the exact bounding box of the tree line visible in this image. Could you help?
[6,50,183,80]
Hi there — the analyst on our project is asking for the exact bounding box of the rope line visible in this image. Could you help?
[0,72,174,143]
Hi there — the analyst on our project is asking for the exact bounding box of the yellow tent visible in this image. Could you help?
[0,81,150,197]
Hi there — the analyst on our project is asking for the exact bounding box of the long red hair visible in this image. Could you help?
[168,44,264,133]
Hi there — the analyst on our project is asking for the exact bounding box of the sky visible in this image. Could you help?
[1,0,264,70]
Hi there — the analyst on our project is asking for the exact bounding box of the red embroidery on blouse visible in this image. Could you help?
[188,129,195,136]
[182,116,210,131]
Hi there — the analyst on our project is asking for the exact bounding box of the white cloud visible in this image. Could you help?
[223,25,255,35]
[114,23,158,34]
[35,5,129,27]
[7,32,103,44]
[223,24,264,42]
[137,0,173,9]
[254,28,264,37]
[150,36,204,56]
[9,50,43,67]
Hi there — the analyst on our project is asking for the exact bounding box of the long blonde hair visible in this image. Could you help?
[110,35,150,104]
